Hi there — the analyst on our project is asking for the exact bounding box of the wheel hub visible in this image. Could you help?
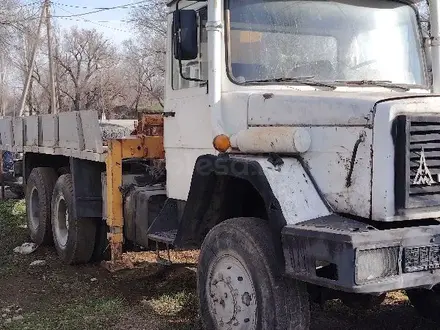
[54,195,69,247]
[29,186,40,231]
[208,254,257,329]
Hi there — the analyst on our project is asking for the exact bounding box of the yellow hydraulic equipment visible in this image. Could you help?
[103,113,165,271]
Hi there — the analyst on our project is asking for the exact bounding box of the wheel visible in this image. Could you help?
[407,286,440,322]
[25,167,58,245]
[51,174,97,264]
[197,217,310,330]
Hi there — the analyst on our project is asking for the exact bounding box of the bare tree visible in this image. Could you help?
[130,0,167,38]
[0,0,48,116]
[0,0,34,115]
[123,39,164,111]
[128,0,167,110]
[55,27,117,112]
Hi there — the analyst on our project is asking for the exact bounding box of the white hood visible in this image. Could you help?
[246,90,434,127]
[222,90,440,221]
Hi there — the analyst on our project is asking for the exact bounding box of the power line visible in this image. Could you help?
[56,17,131,33]
[18,1,43,8]
[51,0,149,18]
[53,4,131,34]
[50,1,149,10]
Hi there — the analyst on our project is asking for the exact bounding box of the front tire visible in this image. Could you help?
[51,174,96,264]
[197,217,310,330]
[407,286,440,322]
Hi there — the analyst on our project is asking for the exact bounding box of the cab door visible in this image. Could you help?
[164,4,215,201]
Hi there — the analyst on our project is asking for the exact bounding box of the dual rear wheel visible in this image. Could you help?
[26,167,104,264]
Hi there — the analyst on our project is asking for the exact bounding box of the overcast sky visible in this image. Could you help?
[49,0,139,45]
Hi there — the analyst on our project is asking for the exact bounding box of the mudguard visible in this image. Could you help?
[174,154,330,248]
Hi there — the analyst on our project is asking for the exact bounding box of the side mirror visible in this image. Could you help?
[173,10,198,61]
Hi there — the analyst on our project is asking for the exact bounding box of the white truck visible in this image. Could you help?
[2,0,440,328]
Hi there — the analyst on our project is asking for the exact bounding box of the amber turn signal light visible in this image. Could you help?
[213,134,231,152]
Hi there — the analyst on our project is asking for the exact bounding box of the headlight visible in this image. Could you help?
[355,247,400,284]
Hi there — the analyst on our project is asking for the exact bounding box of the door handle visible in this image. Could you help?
[163,112,176,118]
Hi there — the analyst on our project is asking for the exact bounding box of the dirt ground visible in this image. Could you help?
[0,199,438,330]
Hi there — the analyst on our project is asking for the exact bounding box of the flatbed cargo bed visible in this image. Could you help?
[0,110,135,162]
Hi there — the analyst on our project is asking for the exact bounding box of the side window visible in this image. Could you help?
[172,7,208,90]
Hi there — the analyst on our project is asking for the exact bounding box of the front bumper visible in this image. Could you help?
[282,215,440,294]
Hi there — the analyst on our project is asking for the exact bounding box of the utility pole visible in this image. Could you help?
[0,53,6,117]
[45,0,57,114]
[54,30,62,113]
[18,3,45,117]
[22,34,31,116]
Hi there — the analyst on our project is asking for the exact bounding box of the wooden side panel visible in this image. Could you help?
[40,114,59,148]
[24,116,39,147]
[13,117,24,150]
[0,117,13,150]
[58,111,83,150]
[81,110,103,153]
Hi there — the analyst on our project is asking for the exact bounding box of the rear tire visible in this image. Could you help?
[197,217,310,330]
[25,167,58,245]
[407,286,440,322]
[51,174,96,264]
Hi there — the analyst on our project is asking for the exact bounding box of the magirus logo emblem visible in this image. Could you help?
[413,148,437,186]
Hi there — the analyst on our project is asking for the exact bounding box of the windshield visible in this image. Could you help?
[227,0,426,86]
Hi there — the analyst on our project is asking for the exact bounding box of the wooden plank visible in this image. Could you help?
[58,111,83,150]
[40,114,59,147]
[24,116,39,146]
[12,117,24,148]
[0,118,13,149]
[80,110,103,153]
[0,111,109,163]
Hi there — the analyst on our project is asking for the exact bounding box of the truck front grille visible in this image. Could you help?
[394,115,440,211]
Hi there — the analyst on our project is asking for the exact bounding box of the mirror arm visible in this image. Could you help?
[178,57,207,83]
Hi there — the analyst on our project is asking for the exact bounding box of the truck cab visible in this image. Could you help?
[160,0,440,328]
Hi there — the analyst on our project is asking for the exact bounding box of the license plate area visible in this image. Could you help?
[403,245,440,273]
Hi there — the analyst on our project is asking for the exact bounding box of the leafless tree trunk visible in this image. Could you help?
[55,27,117,111]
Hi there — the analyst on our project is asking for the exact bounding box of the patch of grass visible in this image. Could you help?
[148,290,198,316]
[11,199,26,218]
[4,297,124,330]
[0,199,26,231]
[0,199,27,269]
[386,291,409,304]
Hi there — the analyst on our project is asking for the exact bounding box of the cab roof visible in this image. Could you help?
[167,0,422,6]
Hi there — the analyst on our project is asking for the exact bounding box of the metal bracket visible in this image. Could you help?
[163,112,176,118]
